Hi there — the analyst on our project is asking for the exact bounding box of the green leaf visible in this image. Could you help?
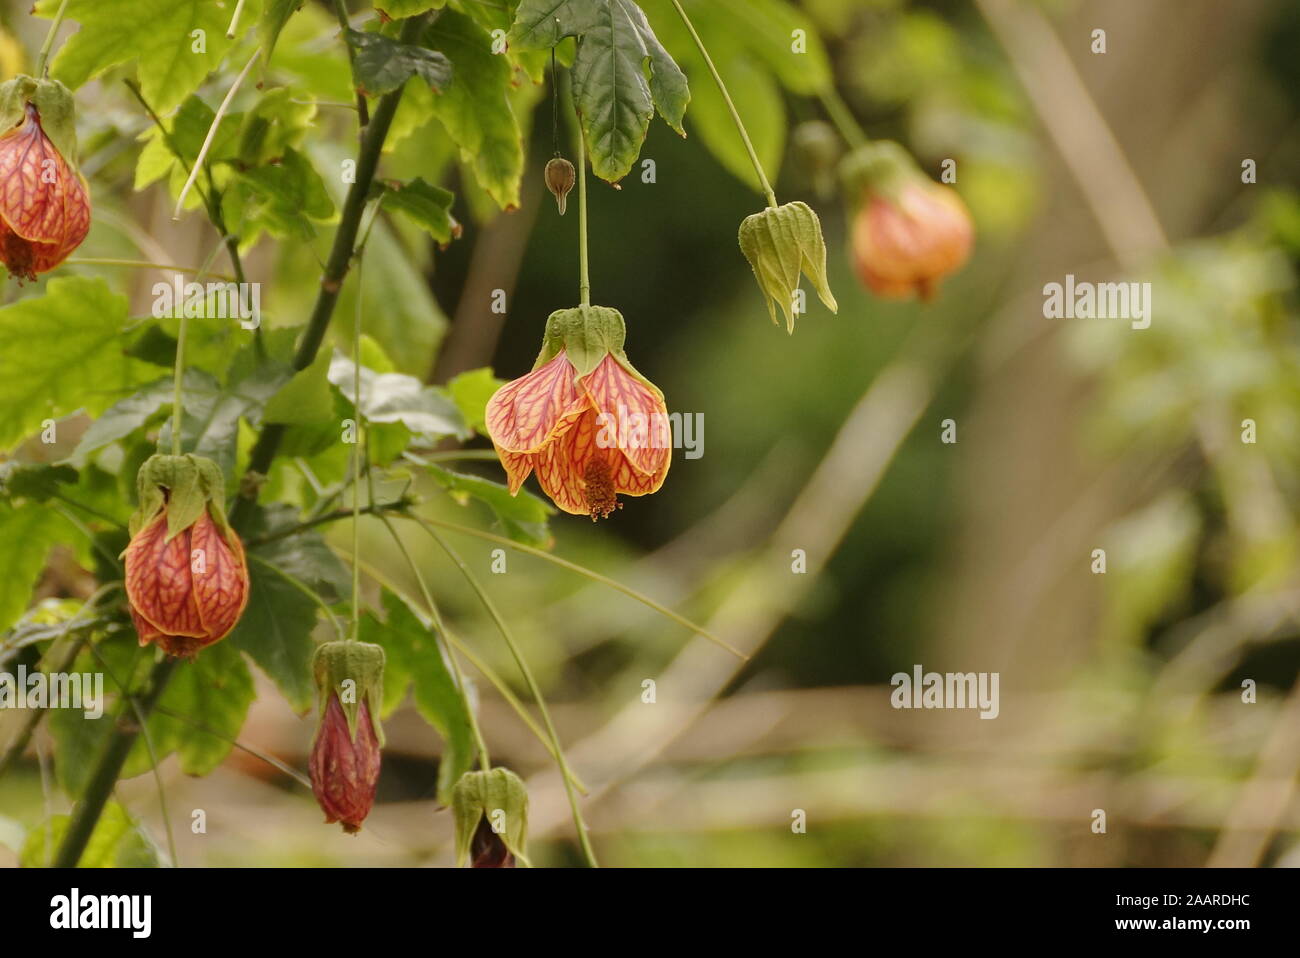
[36,0,249,113]
[263,349,335,425]
[157,362,290,477]
[228,553,324,714]
[234,146,337,242]
[512,0,689,183]
[260,0,306,63]
[373,177,462,246]
[348,28,453,98]
[330,355,469,441]
[420,10,525,209]
[134,94,239,195]
[0,277,153,452]
[20,802,159,868]
[426,464,554,547]
[149,641,255,776]
[0,462,78,503]
[0,504,64,632]
[447,367,503,435]
[363,589,474,804]
[377,0,448,17]
[69,374,196,463]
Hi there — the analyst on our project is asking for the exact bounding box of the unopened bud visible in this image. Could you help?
[545,156,576,215]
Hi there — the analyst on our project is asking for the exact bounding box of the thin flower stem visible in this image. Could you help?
[170,240,224,456]
[35,0,71,78]
[819,87,868,150]
[87,642,178,868]
[376,514,491,770]
[245,499,409,547]
[350,552,589,794]
[152,705,313,789]
[669,0,777,208]
[171,314,188,456]
[66,258,237,283]
[414,517,599,867]
[418,516,749,660]
[576,99,591,307]
[349,256,364,643]
[331,0,371,129]
[225,0,248,39]
[174,48,261,219]
[53,657,179,868]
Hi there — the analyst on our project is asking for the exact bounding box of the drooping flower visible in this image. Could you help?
[486,305,671,519]
[309,640,386,834]
[123,454,249,659]
[737,200,838,333]
[842,141,973,301]
[0,76,90,282]
[452,767,529,868]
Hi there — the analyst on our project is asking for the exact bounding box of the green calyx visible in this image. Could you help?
[129,453,230,542]
[534,305,627,378]
[738,201,838,334]
[838,140,921,203]
[451,767,530,867]
[312,640,386,746]
[0,75,80,168]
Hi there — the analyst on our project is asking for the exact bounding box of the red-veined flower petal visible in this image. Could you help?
[485,351,588,454]
[580,354,672,479]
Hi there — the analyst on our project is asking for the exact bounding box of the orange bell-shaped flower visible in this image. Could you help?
[841,140,973,301]
[122,454,249,658]
[0,77,90,282]
[486,306,671,519]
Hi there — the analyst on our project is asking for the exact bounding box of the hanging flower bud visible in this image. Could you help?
[841,140,973,301]
[309,640,386,834]
[738,200,838,333]
[0,76,90,282]
[486,305,671,519]
[544,156,576,215]
[452,767,530,868]
[122,454,249,659]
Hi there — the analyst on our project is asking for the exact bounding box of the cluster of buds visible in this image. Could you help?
[840,140,973,301]
[0,75,90,281]
[486,305,671,519]
[452,767,530,868]
[309,640,386,834]
[123,455,250,659]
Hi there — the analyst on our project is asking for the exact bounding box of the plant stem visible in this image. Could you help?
[35,0,70,78]
[669,0,777,208]
[174,48,260,219]
[66,258,237,283]
[331,0,370,129]
[171,314,188,456]
[244,499,410,547]
[53,657,179,868]
[225,0,248,38]
[349,256,364,642]
[576,102,591,307]
[415,517,599,867]
[231,14,429,530]
[420,516,748,659]
[819,87,868,150]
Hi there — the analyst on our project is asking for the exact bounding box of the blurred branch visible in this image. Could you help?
[975,0,1168,268]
